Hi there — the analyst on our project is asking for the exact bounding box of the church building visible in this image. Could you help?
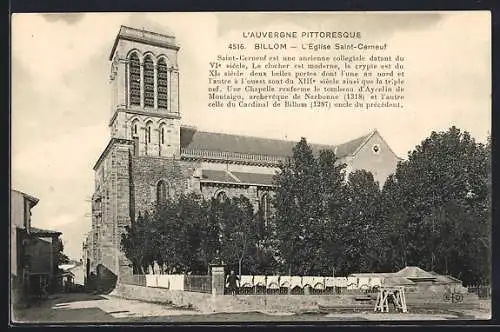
[88,25,401,282]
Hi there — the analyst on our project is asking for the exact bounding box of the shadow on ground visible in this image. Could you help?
[50,293,108,304]
[11,292,115,324]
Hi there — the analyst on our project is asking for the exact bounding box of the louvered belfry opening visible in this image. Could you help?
[143,55,155,108]
[129,53,141,106]
[157,58,168,110]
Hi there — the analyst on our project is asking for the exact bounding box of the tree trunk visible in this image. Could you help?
[137,257,144,274]
[239,257,243,280]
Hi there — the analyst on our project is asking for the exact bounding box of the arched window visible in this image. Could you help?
[143,55,155,108]
[216,191,227,203]
[128,53,141,106]
[261,194,270,227]
[159,124,165,145]
[145,121,152,144]
[157,180,168,204]
[131,119,139,137]
[157,58,168,110]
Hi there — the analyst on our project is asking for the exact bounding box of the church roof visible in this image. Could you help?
[200,170,276,187]
[180,127,376,160]
[231,172,275,186]
[201,170,236,183]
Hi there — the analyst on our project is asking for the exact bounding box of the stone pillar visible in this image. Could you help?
[210,265,226,296]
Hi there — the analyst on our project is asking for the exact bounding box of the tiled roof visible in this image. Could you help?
[231,172,275,186]
[383,276,416,286]
[181,127,375,159]
[334,132,373,158]
[30,227,62,236]
[201,170,236,183]
[200,170,276,186]
[395,266,436,279]
[12,189,39,206]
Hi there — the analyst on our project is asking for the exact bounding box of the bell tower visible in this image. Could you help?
[108,25,181,159]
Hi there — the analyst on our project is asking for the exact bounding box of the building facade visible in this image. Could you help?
[89,26,401,282]
[11,190,62,305]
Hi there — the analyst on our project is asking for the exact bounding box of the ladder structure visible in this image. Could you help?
[374,286,408,313]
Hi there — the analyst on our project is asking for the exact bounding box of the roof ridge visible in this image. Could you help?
[195,130,303,144]
[351,129,378,156]
[193,129,376,148]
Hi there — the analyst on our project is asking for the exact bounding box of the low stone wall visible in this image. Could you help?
[110,283,369,313]
[110,283,480,314]
[110,283,212,312]
[211,294,362,313]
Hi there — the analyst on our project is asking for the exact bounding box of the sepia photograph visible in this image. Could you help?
[10,11,491,323]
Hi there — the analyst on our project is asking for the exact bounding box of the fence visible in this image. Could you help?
[184,275,212,293]
[467,285,491,299]
[145,274,185,290]
[236,285,379,295]
[233,276,381,295]
[120,274,146,287]
[121,274,387,296]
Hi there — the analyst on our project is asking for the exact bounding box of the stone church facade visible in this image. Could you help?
[88,26,401,281]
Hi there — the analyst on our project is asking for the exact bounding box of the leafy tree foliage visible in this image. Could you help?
[215,195,259,276]
[121,194,260,275]
[380,127,491,284]
[273,138,347,275]
[120,126,490,285]
[55,237,70,266]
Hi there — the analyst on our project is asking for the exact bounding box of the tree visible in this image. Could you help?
[338,170,383,275]
[273,138,345,275]
[121,211,155,274]
[382,126,491,284]
[316,149,347,276]
[54,237,70,266]
[195,198,221,274]
[217,195,258,277]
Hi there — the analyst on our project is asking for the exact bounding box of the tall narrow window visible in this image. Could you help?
[143,55,155,108]
[160,125,165,145]
[157,180,168,204]
[157,58,168,110]
[131,119,139,137]
[145,122,152,143]
[129,53,141,106]
[131,119,140,155]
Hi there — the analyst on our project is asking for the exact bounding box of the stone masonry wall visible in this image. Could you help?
[131,157,197,217]
[200,184,271,210]
[113,144,134,279]
[91,141,134,280]
[111,283,367,314]
[349,131,400,187]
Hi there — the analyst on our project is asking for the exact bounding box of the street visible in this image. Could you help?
[11,292,490,324]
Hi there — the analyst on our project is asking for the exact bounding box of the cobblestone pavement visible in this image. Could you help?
[10,292,490,324]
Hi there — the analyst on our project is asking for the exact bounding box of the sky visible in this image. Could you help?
[11,12,491,260]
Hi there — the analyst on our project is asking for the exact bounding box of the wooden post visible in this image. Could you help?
[400,287,408,313]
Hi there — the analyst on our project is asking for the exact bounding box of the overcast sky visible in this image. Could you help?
[11,12,491,260]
